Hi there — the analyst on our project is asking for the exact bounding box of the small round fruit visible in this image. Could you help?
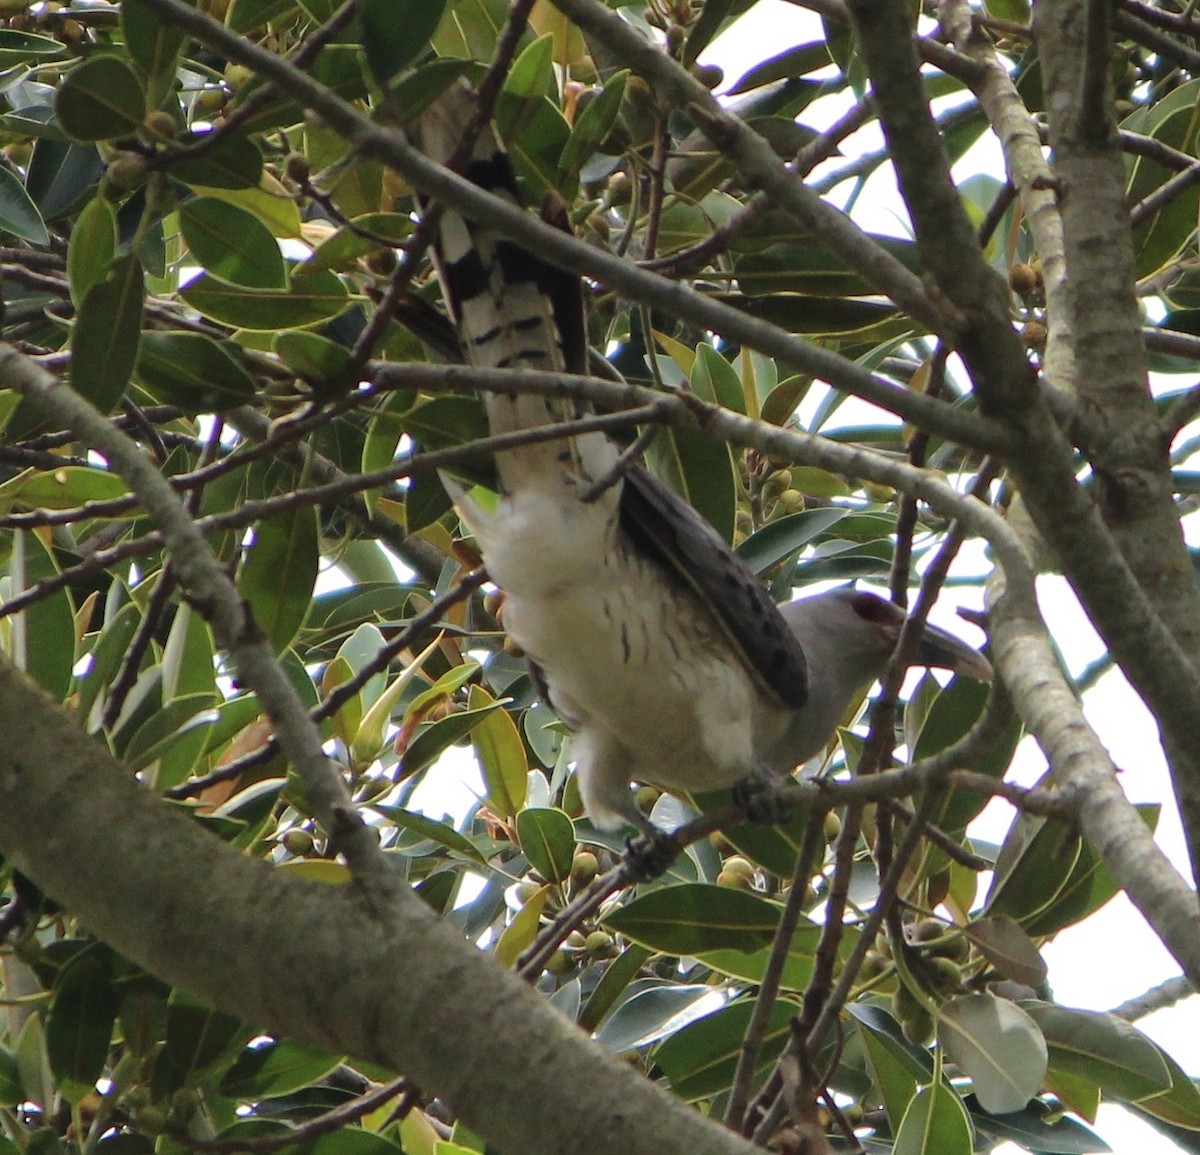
[570,850,599,886]
[717,868,753,889]
[1008,262,1038,295]
[823,811,842,843]
[281,828,315,856]
[284,151,311,184]
[105,152,148,191]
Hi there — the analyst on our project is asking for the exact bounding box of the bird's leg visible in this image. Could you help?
[731,762,794,826]
[623,817,682,881]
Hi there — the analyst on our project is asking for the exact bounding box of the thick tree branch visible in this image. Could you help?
[0,663,762,1155]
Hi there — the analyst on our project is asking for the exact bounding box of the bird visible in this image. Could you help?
[408,85,991,840]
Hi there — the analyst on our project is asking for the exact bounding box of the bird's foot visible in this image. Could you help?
[732,766,793,825]
[623,824,681,881]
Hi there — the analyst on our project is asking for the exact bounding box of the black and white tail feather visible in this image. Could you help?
[410,83,810,835]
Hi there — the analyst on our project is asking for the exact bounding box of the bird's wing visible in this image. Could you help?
[620,465,808,709]
[410,82,808,711]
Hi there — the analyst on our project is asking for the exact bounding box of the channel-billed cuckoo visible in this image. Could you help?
[411,87,991,837]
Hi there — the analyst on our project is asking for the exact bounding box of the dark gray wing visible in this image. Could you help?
[620,464,809,709]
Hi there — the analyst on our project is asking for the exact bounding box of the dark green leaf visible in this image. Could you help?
[219,1039,342,1100]
[181,268,350,330]
[227,0,298,33]
[239,505,319,652]
[45,954,116,1102]
[16,531,76,699]
[171,133,263,190]
[1026,1003,1171,1102]
[655,997,798,1100]
[602,883,781,954]
[0,29,68,70]
[360,0,448,84]
[72,253,144,414]
[55,57,145,142]
[516,807,576,883]
[67,196,116,303]
[179,196,288,290]
[122,0,187,107]
[274,331,352,382]
[136,331,257,412]
[0,166,50,246]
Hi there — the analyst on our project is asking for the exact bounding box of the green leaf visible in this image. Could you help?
[655,997,798,1101]
[362,388,415,514]
[239,505,319,652]
[937,994,1047,1114]
[179,196,288,290]
[1135,1045,1200,1129]
[592,985,719,1052]
[646,427,738,545]
[180,268,349,330]
[135,332,257,412]
[171,133,263,190]
[557,71,626,180]
[67,196,116,304]
[71,253,144,414]
[371,806,488,865]
[273,331,353,382]
[602,883,781,954]
[966,915,1047,989]
[219,1039,342,1100]
[0,466,127,511]
[398,700,500,778]
[45,954,116,1102]
[691,343,745,414]
[1025,1003,1172,1102]
[360,0,448,84]
[0,29,67,70]
[14,530,76,699]
[55,57,145,142]
[736,508,851,572]
[161,993,251,1082]
[0,166,50,246]
[470,683,527,818]
[894,1081,974,1155]
[122,0,187,107]
[856,1007,923,1131]
[516,807,575,883]
[227,0,298,33]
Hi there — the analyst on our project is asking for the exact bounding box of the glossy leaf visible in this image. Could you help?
[516,807,575,883]
[219,1039,342,1100]
[45,954,116,1103]
[66,196,116,304]
[1025,1004,1171,1102]
[655,996,798,1100]
[360,0,448,84]
[181,268,349,330]
[13,531,76,700]
[894,1081,974,1155]
[239,505,319,652]
[0,166,50,246]
[136,331,257,412]
[71,253,144,414]
[470,683,528,818]
[937,994,1047,1114]
[603,884,781,955]
[55,57,145,141]
[179,196,288,290]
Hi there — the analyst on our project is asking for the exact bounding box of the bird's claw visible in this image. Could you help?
[623,826,680,881]
[732,768,793,825]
